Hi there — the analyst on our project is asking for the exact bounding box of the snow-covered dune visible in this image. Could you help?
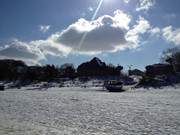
[0,87,180,135]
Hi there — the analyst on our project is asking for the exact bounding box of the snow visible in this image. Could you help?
[0,86,180,135]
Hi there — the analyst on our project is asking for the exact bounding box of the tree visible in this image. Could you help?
[44,64,59,80]
[77,57,123,77]
[0,59,27,80]
[60,63,76,78]
[161,47,180,72]
[161,47,180,65]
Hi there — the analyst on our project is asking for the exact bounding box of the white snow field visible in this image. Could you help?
[0,87,180,135]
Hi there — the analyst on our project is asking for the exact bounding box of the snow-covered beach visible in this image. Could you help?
[0,86,180,135]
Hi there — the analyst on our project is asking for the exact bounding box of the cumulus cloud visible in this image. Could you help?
[39,25,51,33]
[31,38,71,57]
[0,40,45,65]
[53,10,133,54]
[0,38,71,65]
[148,27,161,37]
[0,10,154,64]
[126,16,151,46]
[136,0,155,12]
[162,26,180,46]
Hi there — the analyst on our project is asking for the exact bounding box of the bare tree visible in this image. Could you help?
[161,47,180,65]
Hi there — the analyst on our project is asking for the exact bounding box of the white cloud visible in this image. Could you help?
[31,38,72,57]
[136,0,155,12]
[123,0,131,3]
[0,40,45,65]
[126,16,151,46]
[130,17,151,34]
[52,10,133,54]
[150,27,160,34]
[39,25,51,33]
[0,38,71,65]
[162,26,180,46]
[149,27,161,37]
[0,10,155,64]
[88,7,94,12]
[113,10,131,30]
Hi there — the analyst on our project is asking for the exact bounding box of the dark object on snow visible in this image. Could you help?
[104,81,124,92]
[0,85,5,91]
[146,64,174,77]
[137,76,167,88]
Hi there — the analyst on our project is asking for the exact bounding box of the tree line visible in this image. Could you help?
[0,57,123,82]
[0,47,180,83]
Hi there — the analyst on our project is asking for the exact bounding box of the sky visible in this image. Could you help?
[0,0,180,70]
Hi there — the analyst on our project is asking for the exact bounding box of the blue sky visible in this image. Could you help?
[0,0,180,70]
